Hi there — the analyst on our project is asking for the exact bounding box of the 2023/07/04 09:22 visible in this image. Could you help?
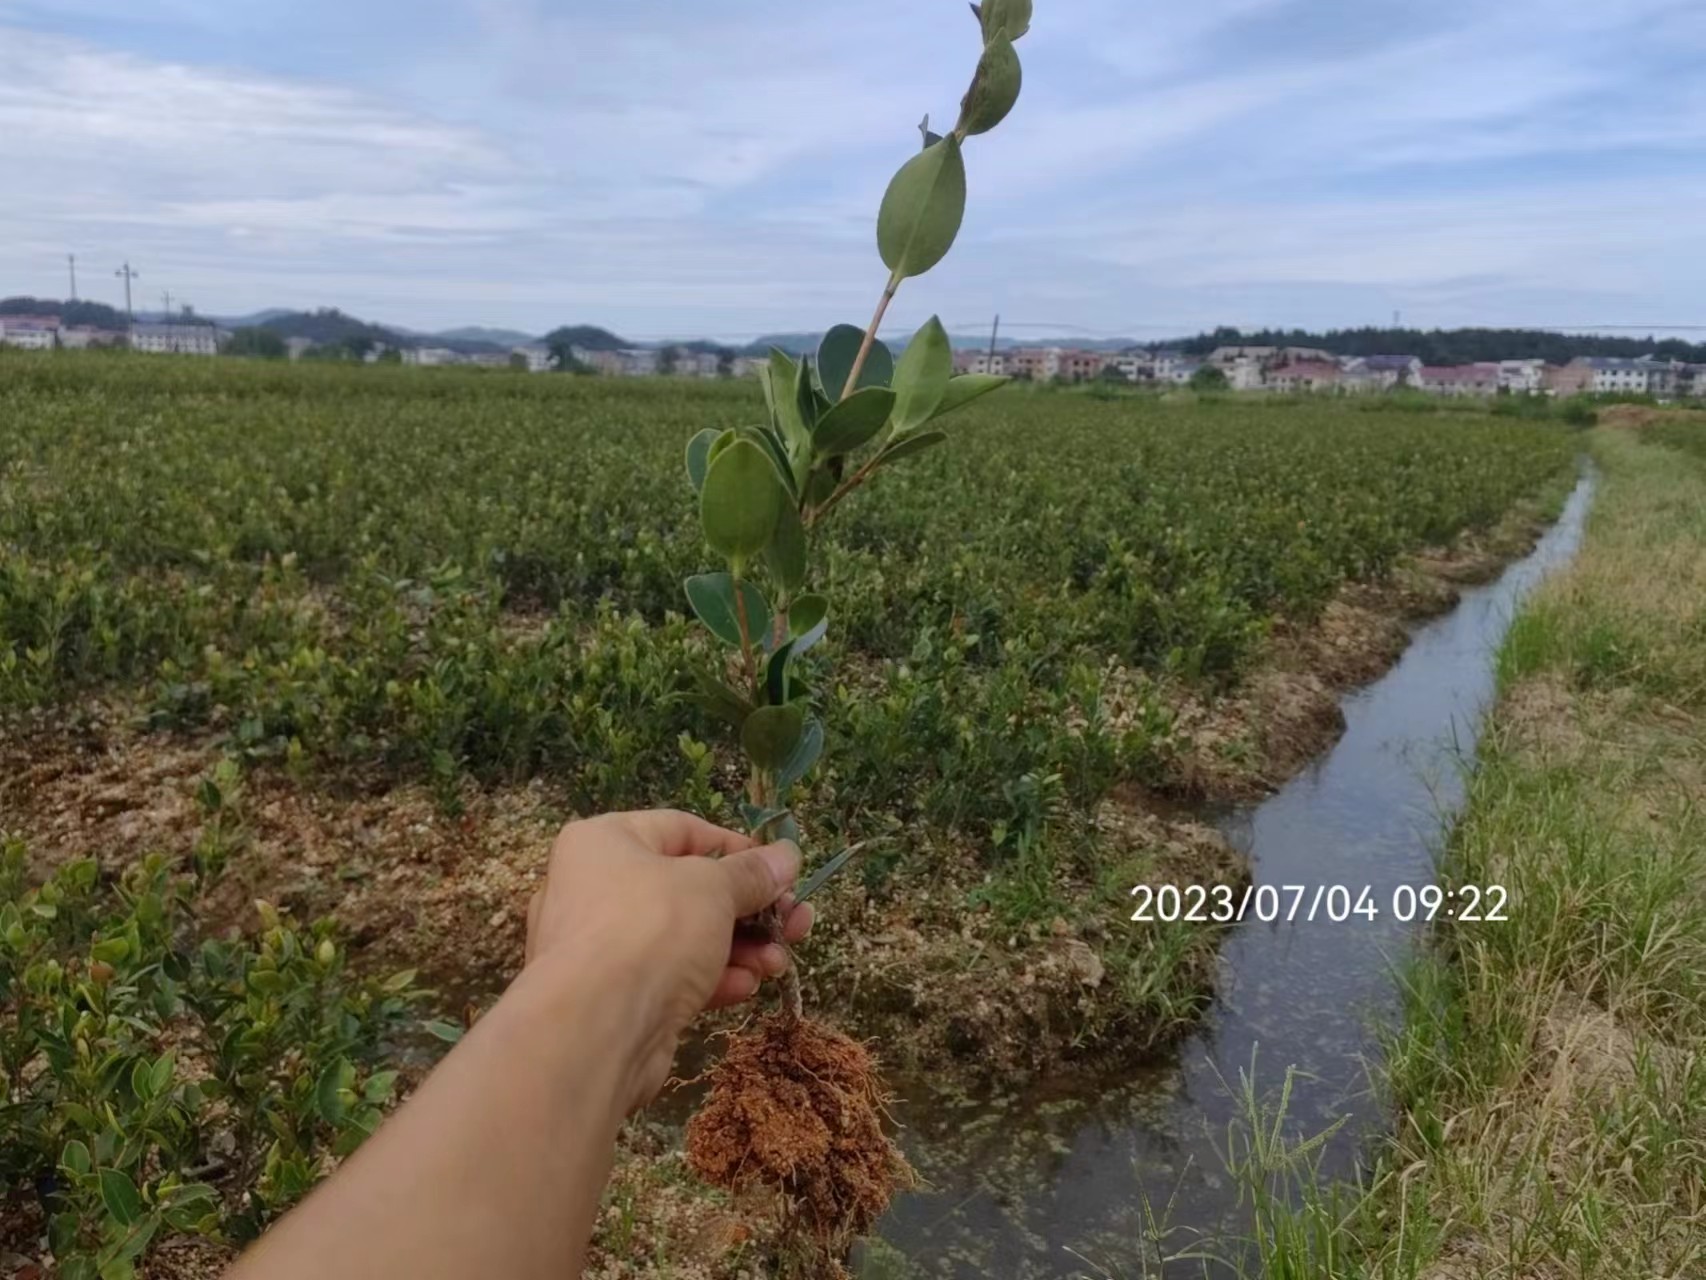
[1129,882,1511,924]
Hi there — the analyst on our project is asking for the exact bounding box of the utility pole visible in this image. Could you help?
[67,254,78,302]
[161,290,173,317]
[115,262,140,325]
[986,313,1001,371]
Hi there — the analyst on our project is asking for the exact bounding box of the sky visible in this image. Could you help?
[2,0,1704,342]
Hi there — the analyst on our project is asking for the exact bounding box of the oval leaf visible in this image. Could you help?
[98,1168,142,1228]
[934,373,1009,419]
[61,1139,93,1178]
[814,387,897,457]
[684,573,771,648]
[766,350,811,450]
[959,35,1022,136]
[701,440,784,567]
[816,325,895,400]
[685,428,719,492]
[778,718,825,793]
[891,317,954,436]
[789,594,829,641]
[876,137,967,282]
[741,703,806,771]
[982,0,1031,41]
[766,500,807,594]
[876,430,948,468]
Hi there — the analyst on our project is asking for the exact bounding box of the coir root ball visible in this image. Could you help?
[685,1013,913,1260]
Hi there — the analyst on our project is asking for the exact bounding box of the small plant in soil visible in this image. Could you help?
[679,1,1032,1268]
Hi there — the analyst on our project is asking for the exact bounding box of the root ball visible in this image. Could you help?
[685,1013,912,1252]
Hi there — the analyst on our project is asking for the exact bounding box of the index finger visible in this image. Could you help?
[610,809,753,858]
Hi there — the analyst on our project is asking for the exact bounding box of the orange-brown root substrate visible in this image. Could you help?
[684,1012,912,1258]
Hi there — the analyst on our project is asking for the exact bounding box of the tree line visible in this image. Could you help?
[1170,325,1706,366]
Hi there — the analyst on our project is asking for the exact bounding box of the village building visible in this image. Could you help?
[129,323,223,356]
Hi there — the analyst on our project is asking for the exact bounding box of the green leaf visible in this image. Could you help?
[981,0,1031,41]
[933,373,1009,419]
[814,387,897,457]
[766,350,812,451]
[364,1069,401,1104]
[959,34,1022,136]
[147,1054,173,1098]
[98,1168,142,1228]
[736,425,797,497]
[777,718,825,793]
[876,136,967,282]
[685,428,720,492]
[701,440,785,569]
[816,325,895,400]
[129,1058,155,1103]
[741,703,806,771]
[790,593,829,638]
[684,573,771,648]
[423,1019,465,1044]
[101,1212,160,1270]
[61,1139,93,1178]
[764,637,800,708]
[890,317,954,436]
[876,430,949,468]
[316,1057,355,1125]
[686,665,754,727]
[740,805,793,840]
[766,501,807,594]
[795,845,859,903]
[91,935,129,965]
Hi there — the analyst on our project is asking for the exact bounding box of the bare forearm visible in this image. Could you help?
[231,958,638,1280]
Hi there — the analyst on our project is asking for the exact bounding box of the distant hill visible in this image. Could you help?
[541,325,628,352]
[214,308,294,329]
[260,308,404,350]
[1166,325,1706,365]
[0,295,128,329]
[434,325,538,348]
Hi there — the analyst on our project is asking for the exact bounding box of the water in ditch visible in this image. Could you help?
[869,472,1597,1278]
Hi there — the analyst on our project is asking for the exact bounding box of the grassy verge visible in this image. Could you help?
[1248,426,1706,1278]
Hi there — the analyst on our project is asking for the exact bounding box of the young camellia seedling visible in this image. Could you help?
[681,1,1031,1269]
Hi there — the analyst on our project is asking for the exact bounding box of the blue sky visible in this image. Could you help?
[2,0,1703,341]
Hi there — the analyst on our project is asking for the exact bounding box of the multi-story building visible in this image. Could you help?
[1002,348,1052,381]
[1266,361,1343,393]
[401,346,462,367]
[0,315,60,349]
[1341,354,1422,390]
[1636,357,1680,399]
[129,323,223,356]
[1542,360,1595,396]
[1497,359,1547,395]
[1416,364,1501,397]
[1586,357,1650,395]
[1225,357,1265,390]
[1055,349,1106,382]
[57,326,122,349]
[956,349,1007,377]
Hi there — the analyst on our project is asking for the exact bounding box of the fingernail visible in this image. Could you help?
[759,840,802,889]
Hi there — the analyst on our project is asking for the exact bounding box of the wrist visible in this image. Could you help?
[497,948,657,1124]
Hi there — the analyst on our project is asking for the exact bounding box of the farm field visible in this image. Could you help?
[0,355,1578,1275]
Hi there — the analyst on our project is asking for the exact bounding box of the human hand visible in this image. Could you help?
[524,811,813,1110]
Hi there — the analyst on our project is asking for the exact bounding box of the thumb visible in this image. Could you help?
[717,841,801,919]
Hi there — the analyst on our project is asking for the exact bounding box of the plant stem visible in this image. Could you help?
[806,452,884,529]
[730,567,759,691]
[839,276,900,401]
[749,765,804,1021]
